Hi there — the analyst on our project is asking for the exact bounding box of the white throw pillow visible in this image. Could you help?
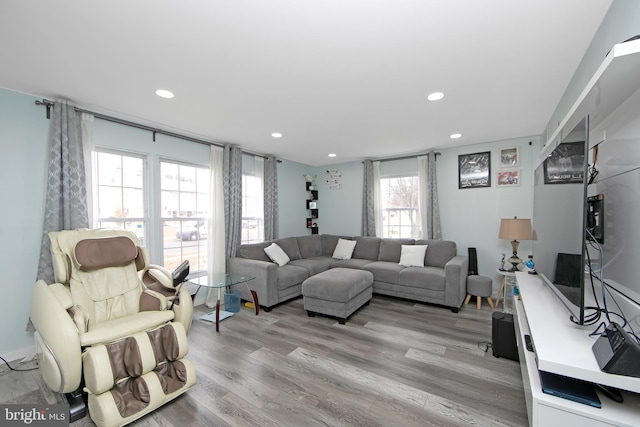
[332,238,357,260]
[399,245,428,267]
[264,243,290,266]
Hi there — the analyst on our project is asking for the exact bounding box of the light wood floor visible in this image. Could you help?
[1,295,528,426]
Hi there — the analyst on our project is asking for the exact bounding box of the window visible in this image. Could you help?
[242,173,263,244]
[380,175,420,239]
[160,160,209,272]
[93,150,147,244]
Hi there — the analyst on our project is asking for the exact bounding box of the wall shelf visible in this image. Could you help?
[305,181,318,234]
[542,38,640,161]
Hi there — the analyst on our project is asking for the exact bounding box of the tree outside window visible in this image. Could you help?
[380,176,421,239]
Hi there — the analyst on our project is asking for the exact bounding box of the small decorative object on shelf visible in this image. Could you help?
[526,255,535,269]
[303,174,317,190]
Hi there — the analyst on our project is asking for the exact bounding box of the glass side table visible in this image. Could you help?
[193,273,257,332]
[495,269,516,312]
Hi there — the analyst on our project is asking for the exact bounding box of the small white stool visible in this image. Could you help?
[465,275,494,309]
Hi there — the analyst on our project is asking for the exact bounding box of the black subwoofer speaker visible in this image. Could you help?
[468,247,478,275]
[492,312,519,361]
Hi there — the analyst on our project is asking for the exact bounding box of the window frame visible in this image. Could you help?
[379,174,421,239]
[92,148,149,245]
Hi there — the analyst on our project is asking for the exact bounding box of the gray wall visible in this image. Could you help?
[0,88,49,360]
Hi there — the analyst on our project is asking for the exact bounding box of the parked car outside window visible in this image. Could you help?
[176,220,207,241]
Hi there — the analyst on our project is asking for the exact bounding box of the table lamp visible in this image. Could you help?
[499,217,534,271]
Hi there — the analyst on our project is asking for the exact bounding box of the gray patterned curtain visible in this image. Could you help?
[37,100,89,283]
[224,145,243,258]
[425,151,442,240]
[263,156,279,241]
[361,159,375,236]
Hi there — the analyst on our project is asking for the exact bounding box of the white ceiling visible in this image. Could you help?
[0,0,612,166]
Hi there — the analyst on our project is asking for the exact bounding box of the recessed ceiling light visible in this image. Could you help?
[450,133,462,139]
[427,92,445,101]
[155,89,174,99]
[271,132,283,138]
[328,153,337,157]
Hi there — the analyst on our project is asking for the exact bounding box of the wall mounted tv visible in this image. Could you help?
[533,116,589,325]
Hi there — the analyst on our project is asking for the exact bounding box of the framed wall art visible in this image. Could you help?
[458,151,491,189]
[497,169,520,187]
[500,147,519,167]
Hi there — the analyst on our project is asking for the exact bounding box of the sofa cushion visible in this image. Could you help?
[329,259,374,269]
[332,238,357,260]
[378,238,415,262]
[264,243,290,266]
[276,265,309,290]
[237,242,271,261]
[321,234,346,257]
[398,266,446,291]
[289,257,334,276]
[274,237,302,260]
[362,261,405,284]
[297,235,323,258]
[399,245,428,267]
[415,240,457,268]
[353,236,381,261]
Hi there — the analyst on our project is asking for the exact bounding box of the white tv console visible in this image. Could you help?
[514,272,640,426]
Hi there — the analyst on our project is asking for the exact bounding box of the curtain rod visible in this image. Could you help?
[35,99,277,162]
[36,99,225,148]
[363,152,441,163]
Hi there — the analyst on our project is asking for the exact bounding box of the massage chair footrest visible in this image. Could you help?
[82,323,197,427]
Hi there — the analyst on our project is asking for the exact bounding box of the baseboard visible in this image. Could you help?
[0,345,36,366]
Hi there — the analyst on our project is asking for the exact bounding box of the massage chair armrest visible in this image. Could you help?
[171,285,193,335]
[30,280,82,393]
[141,264,178,298]
[140,289,170,311]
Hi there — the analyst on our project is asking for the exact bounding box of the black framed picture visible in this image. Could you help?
[459,151,491,189]
[543,141,585,184]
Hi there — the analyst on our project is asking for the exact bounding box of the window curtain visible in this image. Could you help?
[37,100,90,284]
[362,160,382,237]
[81,113,95,226]
[361,160,375,236]
[224,144,243,258]
[206,146,226,308]
[418,151,442,240]
[253,156,265,241]
[373,161,382,237]
[263,156,278,241]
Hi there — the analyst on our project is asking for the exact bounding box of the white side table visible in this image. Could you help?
[495,269,516,310]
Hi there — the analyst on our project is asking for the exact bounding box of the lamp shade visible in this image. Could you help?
[499,218,533,240]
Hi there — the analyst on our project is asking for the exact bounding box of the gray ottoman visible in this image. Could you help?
[464,275,495,310]
[302,268,374,324]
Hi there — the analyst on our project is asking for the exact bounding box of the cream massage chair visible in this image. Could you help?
[30,229,197,427]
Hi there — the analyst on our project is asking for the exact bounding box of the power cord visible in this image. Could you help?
[478,341,493,353]
[0,355,39,374]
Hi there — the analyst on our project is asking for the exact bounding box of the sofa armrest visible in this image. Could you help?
[444,255,469,308]
[227,257,278,308]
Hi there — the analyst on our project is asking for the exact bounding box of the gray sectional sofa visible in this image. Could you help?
[227,234,469,312]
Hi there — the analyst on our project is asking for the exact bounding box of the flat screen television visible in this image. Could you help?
[533,116,589,325]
